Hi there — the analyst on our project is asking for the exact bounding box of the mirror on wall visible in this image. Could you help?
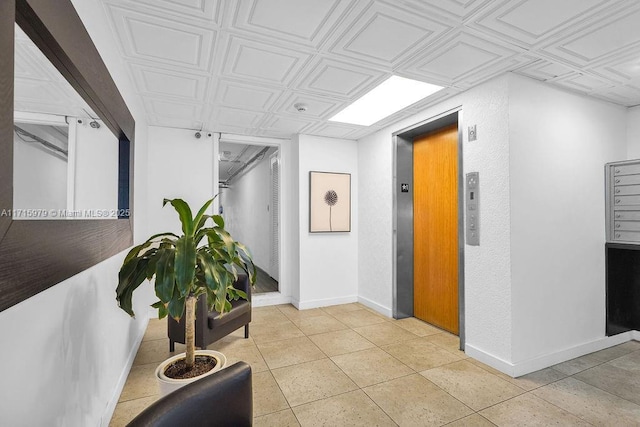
[12,24,120,220]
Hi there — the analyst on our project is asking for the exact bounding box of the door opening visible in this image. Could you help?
[393,110,465,348]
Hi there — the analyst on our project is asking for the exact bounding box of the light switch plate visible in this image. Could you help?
[468,125,477,141]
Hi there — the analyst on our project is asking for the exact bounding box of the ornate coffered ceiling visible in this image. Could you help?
[95,0,640,139]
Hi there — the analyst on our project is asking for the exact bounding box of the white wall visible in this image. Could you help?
[73,120,119,213]
[509,75,628,366]
[221,151,275,277]
[297,135,358,309]
[146,127,215,235]
[13,129,67,211]
[0,0,152,425]
[627,105,640,159]
[358,75,514,362]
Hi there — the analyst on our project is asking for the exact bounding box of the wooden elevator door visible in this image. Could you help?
[413,124,459,335]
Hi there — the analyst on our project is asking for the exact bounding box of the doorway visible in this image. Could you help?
[218,140,280,294]
[393,110,465,348]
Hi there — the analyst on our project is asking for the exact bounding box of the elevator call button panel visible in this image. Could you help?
[466,172,480,246]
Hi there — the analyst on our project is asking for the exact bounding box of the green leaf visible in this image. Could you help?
[167,287,186,320]
[175,236,196,297]
[151,301,168,319]
[154,248,175,302]
[212,215,224,228]
[116,258,149,317]
[163,198,194,236]
[192,198,214,232]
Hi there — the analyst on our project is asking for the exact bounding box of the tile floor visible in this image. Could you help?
[110,303,640,426]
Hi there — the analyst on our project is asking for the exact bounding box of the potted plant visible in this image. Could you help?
[116,198,255,395]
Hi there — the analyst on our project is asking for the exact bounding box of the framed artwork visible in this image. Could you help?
[309,171,351,233]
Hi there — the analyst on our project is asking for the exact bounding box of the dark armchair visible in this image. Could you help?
[168,273,251,352]
[127,361,252,427]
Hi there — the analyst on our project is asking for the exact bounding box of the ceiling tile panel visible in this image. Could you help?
[296,57,386,97]
[213,107,265,128]
[401,0,493,21]
[274,92,344,118]
[593,85,640,106]
[327,1,454,67]
[105,5,215,71]
[222,36,311,85]
[214,79,283,111]
[590,53,640,84]
[230,0,354,48]
[106,0,220,23]
[403,31,520,86]
[263,114,315,134]
[469,0,610,48]
[514,59,575,81]
[539,3,640,67]
[306,122,358,139]
[552,73,611,93]
[129,64,207,101]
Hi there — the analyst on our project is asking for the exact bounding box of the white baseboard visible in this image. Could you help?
[632,330,640,341]
[358,296,392,317]
[296,295,358,310]
[253,292,292,307]
[101,315,150,426]
[466,332,635,378]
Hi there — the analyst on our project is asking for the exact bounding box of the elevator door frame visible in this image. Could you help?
[392,108,465,350]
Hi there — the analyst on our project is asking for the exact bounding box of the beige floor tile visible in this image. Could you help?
[320,303,364,316]
[142,318,167,342]
[533,377,640,426]
[480,393,591,426]
[133,339,183,366]
[470,359,568,391]
[292,390,396,427]
[353,322,420,346]
[257,336,326,369]
[331,347,413,387]
[207,326,256,352]
[575,352,640,405]
[382,338,463,371]
[252,307,291,324]
[308,329,376,357]
[332,309,389,328]
[109,395,159,427]
[271,359,358,407]
[421,360,525,411]
[253,371,290,417]
[277,305,325,321]
[363,374,473,426]
[392,317,444,336]
[294,314,349,335]
[445,414,496,426]
[552,353,603,376]
[221,343,269,373]
[509,367,567,391]
[118,363,159,402]
[423,332,462,354]
[590,342,640,363]
[254,409,301,427]
[250,320,305,344]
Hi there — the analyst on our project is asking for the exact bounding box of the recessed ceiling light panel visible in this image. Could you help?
[329,76,444,126]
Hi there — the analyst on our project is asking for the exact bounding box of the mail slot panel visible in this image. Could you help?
[614,221,640,232]
[613,163,640,176]
[613,195,640,206]
[613,175,640,186]
[614,184,640,196]
[606,160,640,243]
[612,230,640,241]
[613,211,640,221]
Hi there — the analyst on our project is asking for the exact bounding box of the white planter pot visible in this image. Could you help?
[155,349,227,396]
